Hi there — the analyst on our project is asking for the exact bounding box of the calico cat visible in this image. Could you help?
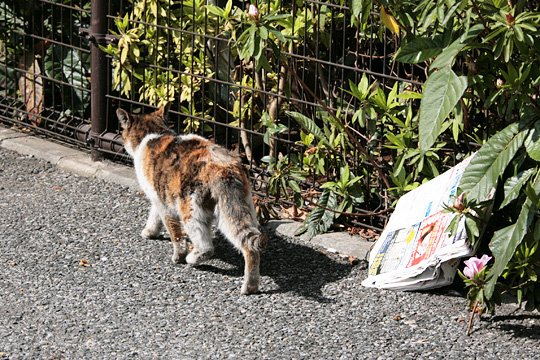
[116,105,265,295]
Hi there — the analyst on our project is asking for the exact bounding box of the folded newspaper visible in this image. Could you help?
[362,156,483,290]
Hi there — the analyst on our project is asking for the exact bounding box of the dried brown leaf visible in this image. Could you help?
[253,196,279,224]
[347,256,360,266]
[79,259,90,267]
[349,227,380,241]
[18,52,43,126]
[280,206,306,221]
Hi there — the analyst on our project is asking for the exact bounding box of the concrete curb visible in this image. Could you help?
[266,220,373,261]
[0,128,139,190]
[0,126,374,260]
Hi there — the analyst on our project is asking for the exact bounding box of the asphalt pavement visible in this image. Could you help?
[1,146,539,359]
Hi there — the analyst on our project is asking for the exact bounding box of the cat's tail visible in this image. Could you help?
[211,174,267,252]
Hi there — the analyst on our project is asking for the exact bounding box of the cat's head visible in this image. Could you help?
[116,104,171,156]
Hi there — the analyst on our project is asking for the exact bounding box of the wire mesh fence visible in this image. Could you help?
[0,0,424,231]
[0,1,92,146]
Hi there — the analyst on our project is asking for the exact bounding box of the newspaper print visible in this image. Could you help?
[363,155,479,290]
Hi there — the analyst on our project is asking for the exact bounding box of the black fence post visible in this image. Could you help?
[89,0,108,161]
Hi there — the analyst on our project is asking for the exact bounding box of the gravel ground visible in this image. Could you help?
[0,147,539,359]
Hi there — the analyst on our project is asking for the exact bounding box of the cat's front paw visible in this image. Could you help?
[240,281,260,295]
[141,227,161,239]
[171,249,187,264]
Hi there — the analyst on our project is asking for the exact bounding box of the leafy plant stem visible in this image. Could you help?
[267,62,287,159]
[286,63,392,189]
[239,92,254,164]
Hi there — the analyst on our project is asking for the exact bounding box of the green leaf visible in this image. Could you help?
[120,45,129,64]
[238,26,256,60]
[504,38,513,63]
[263,14,291,22]
[386,133,406,148]
[461,23,485,43]
[341,165,350,183]
[289,180,301,193]
[485,174,540,299]
[351,0,372,29]
[491,0,506,8]
[441,1,462,26]
[224,0,232,17]
[459,123,527,201]
[268,28,286,43]
[295,190,337,238]
[396,37,442,64]
[351,0,363,18]
[347,79,363,100]
[253,33,263,61]
[418,67,467,151]
[259,26,268,40]
[534,218,540,241]
[430,39,466,70]
[500,168,536,209]
[247,26,257,58]
[525,122,540,161]
[320,181,337,189]
[44,47,90,116]
[397,90,422,100]
[205,5,225,18]
[465,216,480,239]
[237,27,251,44]
[286,111,329,146]
[524,181,540,205]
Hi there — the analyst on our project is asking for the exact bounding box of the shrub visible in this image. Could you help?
[387,0,540,312]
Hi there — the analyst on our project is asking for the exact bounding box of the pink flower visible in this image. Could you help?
[463,255,492,279]
[247,4,259,21]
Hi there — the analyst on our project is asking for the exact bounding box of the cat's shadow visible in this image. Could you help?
[195,227,354,302]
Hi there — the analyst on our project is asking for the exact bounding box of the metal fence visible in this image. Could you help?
[0,1,92,148]
[0,0,422,230]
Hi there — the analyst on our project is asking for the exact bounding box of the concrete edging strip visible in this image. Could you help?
[0,127,139,190]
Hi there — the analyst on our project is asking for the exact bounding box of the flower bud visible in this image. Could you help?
[506,13,515,25]
[248,4,260,21]
[453,192,466,212]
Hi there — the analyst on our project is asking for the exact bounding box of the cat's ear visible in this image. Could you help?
[155,102,170,120]
[116,108,131,129]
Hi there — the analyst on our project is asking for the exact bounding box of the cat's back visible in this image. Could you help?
[139,133,209,164]
[138,132,245,190]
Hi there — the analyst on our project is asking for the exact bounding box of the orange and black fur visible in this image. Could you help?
[117,105,265,294]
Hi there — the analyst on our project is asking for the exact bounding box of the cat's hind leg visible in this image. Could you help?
[184,219,214,265]
[239,243,262,295]
[163,216,188,263]
[141,203,163,239]
[179,197,215,265]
